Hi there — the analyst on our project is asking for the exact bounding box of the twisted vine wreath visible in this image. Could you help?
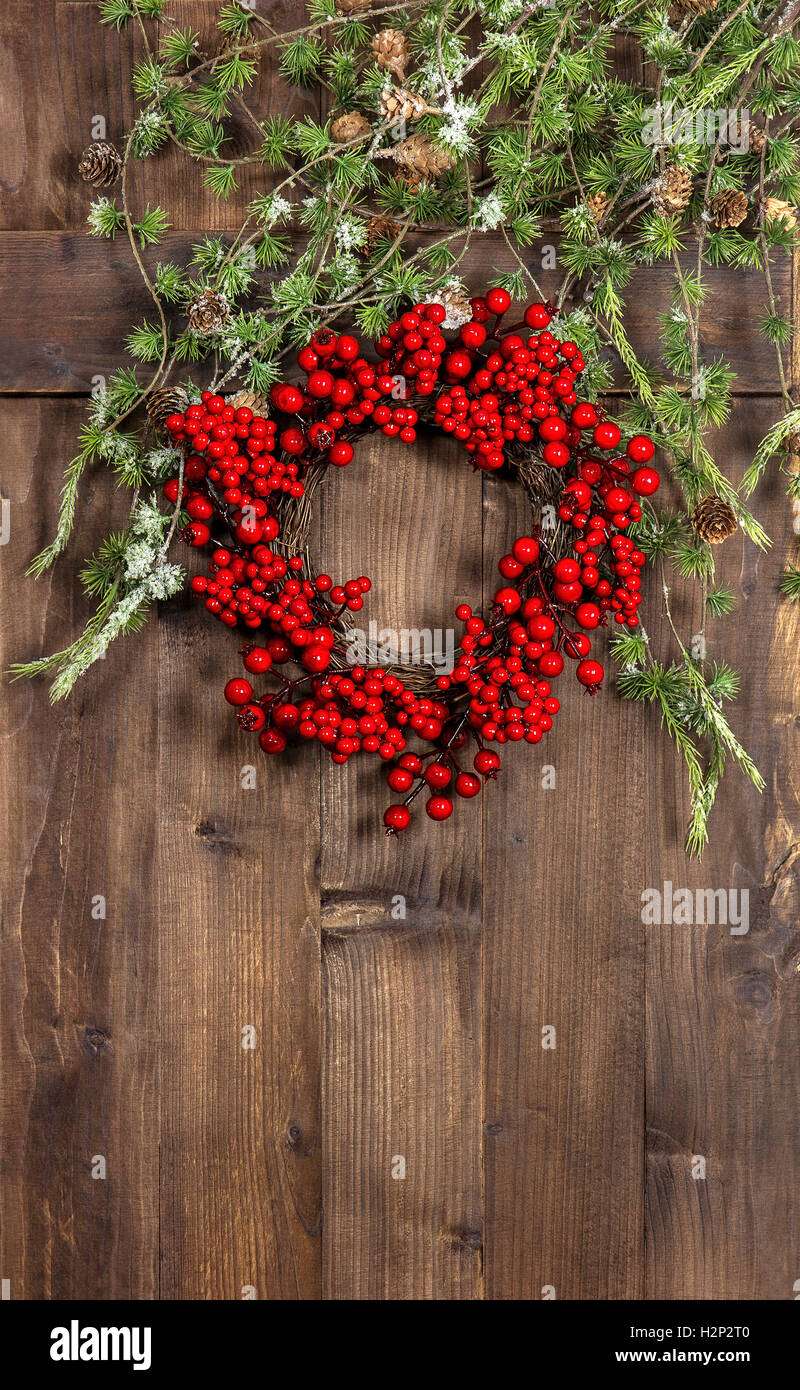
[156,288,660,831]
[15,0,800,849]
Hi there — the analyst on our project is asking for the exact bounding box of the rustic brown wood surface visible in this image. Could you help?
[1,1,798,1302]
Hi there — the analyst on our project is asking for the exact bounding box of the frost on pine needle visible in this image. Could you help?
[437,97,481,158]
[473,193,506,233]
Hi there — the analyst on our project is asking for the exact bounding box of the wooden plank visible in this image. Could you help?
[156,557,322,1299]
[316,431,484,1299]
[645,398,800,1299]
[0,399,159,1298]
[0,231,789,394]
[480,471,646,1300]
[0,1,315,232]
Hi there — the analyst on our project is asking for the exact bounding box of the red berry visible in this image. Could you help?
[426,795,454,821]
[259,727,287,754]
[455,773,481,798]
[632,465,660,494]
[486,287,511,315]
[627,434,655,463]
[424,762,452,790]
[542,441,570,468]
[329,441,354,466]
[494,586,522,614]
[183,521,210,547]
[445,350,473,379]
[306,371,333,398]
[237,703,266,732]
[384,805,411,832]
[280,428,306,455]
[243,646,272,673]
[224,677,253,706]
[593,421,622,450]
[553,557,580,583]
[301,643,331,673]
[387,767,414,793]
[575,603,601,629]
[276,384,304,413]
[539,417,568,442]
[461,322,487,349]
[524,303,551,329]
[576,659,604,688]
[186,496,214,521]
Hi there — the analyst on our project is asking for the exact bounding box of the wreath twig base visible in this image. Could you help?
[163,288,659,832]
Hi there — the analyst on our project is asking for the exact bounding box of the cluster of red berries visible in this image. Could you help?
[193,545,369,651]
[226,659,457,766]
[429,291,587,471]
[163,290,659,835]
[383,743,501,831]
[164,396,305,551]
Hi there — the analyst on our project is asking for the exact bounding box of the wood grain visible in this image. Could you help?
[0,1,315,232]
[157,585,323,1299]
[0,400,159,1299]
[315,433,484,1299]
[481,472,646,1300]
[645,400,800,1300]
[0,232,789,394]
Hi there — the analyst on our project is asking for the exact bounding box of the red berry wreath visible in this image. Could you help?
[162,288,659,834]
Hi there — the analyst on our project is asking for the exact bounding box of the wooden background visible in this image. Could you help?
[1,0,799,1302]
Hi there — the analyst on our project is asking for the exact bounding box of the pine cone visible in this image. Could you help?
[187,289,230,335]
[228,389,271,417]
[335,0,372,12]
[748,124,766,155]
[390,133,456,179]
[586,190,609,224]
[653,164,693,215]
[711,188,748,228]
[424,287,472,331]
[692,495,738,544]
[372,29,409,78]
[763,197,798,231]
[146,386,189,437]
[365,214,402,250]
[380,87,437,127]
[398,170,423,193]
[330,111,372,144]
[78,140,122,189]
[673,0,718,11]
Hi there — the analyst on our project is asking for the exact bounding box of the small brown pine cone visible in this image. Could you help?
[586,190,609,224]
[372,29,409,78]
[330,111,372,144]
[146,386,189,437]
[692,495,739,544]
[653,164,693,215]
[228,389,272,418]
[748,124,766,155]
[335,0,372,13]
[425,286,472,330]
[78,140,122,189]
[187,288,230,335]
[365,214,402,250]
[711,188,748,228]
[673,0,718,11]
[391,132,456,179]
[763,196,798,231]
[380,87,437,127]
[398,170,422,193]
